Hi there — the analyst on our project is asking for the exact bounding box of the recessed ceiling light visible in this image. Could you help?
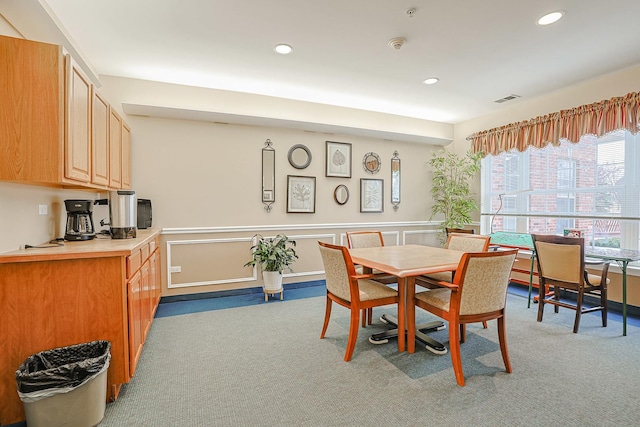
[274,44,293,55]
[423,77,439,85]
[537,11,563,26]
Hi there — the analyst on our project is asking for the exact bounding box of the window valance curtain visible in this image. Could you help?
[468,91,640,156]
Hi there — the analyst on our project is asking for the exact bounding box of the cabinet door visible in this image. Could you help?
[92,90,110,186]
[64,54,92,182]
[127,271,143,377]
[0,36,64,184]
[141,260,151,341]
[150,250,161,316]
[109,108,122,188]
[122,123,132,188]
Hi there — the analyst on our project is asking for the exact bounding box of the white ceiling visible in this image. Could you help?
[35,0,640,124]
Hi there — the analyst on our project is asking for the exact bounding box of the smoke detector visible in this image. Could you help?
[388,37,406,50]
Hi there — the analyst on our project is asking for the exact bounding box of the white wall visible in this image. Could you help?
[98,77,442,230]
[0,15,108,252]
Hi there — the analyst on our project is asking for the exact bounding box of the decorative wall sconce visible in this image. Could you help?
[262,139,275,212]
[391,151,401,211]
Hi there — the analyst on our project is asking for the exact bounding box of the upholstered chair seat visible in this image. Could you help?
[532,234,610,333]
[318,241,398,361]
[346,231,397,327]
[408,249,518,386]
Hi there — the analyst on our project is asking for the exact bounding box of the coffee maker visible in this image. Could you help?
[64,199,96,241]
[95,190,137,239]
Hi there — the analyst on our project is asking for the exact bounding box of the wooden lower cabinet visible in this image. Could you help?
[0,231,161,425]
[127,270,144,378]
[127,243,159,378]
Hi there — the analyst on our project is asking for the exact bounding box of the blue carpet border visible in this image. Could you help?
[156,280,640,327]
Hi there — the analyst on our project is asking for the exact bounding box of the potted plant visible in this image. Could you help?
[244,234,298,294]
[429,149,483,245]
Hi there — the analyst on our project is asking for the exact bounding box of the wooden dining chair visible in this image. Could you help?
[408,249,518,386]
[318,241,399,361]
[346,231,396,327]
[419,233,491,283]
[417,233,493,331]
[445,227,475,236]
[531,234,610,333]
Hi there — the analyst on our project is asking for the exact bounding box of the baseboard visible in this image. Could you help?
[159,280,325,304]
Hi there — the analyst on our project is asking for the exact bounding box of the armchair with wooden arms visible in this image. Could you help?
[346,231,397,327]
[418,233,491,285]
[318,241,398,361]
[416,233,492,331]
[531,234,610,333]
[445,227,476,236]
[408,249,518,386]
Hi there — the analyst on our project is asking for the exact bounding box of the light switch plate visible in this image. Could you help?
[38,204,48,215]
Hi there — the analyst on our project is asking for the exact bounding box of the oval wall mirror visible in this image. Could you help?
[363,152,381,174]
[334,184,349,205]
[288,144,312,169]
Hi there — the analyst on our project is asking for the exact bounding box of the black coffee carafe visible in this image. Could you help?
[64,200,96,241]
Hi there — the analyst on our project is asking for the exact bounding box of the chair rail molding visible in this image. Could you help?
[160,221,439,235]
[166,233,335,289]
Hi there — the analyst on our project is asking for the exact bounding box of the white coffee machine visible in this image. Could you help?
[95,190,137,239]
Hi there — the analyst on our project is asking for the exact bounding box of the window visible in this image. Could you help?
[481,129,640,251]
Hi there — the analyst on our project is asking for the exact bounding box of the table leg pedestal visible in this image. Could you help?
[368,314,447,354]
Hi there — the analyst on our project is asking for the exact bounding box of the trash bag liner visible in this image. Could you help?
[16,340,111,403]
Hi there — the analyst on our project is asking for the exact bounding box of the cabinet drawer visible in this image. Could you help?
[148,238,156,254]
[140,243,149,261]
[127,250,142,279]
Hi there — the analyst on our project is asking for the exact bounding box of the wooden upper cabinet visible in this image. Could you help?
[92,90,110,186]
[64,54,92,183]
[109,108,123,188]
[122,123,132,188]
[0,35,132,190]
[0,36,64,184]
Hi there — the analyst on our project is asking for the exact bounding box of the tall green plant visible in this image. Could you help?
[244,234,298,273]
[429,149,482,244]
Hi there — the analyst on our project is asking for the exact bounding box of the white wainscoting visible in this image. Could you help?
[162,221,444,292]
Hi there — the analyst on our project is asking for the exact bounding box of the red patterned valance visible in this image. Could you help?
[468,91,640,156]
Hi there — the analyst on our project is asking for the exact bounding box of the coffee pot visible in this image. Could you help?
[95,190,137,239]
[64,199,96,241]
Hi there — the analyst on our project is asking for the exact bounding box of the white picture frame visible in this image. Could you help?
[287,175,316,213]
[360,178,383,213]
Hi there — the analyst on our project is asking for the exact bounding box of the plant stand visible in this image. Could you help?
[262,271,284,301]
[263,288,284,301]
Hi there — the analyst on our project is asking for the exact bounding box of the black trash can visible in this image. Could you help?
[15,340,111,427]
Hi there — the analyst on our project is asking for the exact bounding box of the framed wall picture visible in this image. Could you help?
[360,178,383,213]
[325,141,352,178]
[287,175,316,213]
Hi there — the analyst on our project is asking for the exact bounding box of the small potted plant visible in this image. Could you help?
[244,234,298,296]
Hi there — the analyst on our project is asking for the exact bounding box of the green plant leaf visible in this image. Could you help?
[244,234,298,273]
[428,149,482,244]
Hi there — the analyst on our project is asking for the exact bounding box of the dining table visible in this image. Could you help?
[349,244,465,354]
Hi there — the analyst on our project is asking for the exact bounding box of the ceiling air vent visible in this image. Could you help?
[494,94,522,104]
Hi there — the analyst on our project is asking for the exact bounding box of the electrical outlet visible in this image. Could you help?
[38,204,48,215]
[169,266,182,273]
